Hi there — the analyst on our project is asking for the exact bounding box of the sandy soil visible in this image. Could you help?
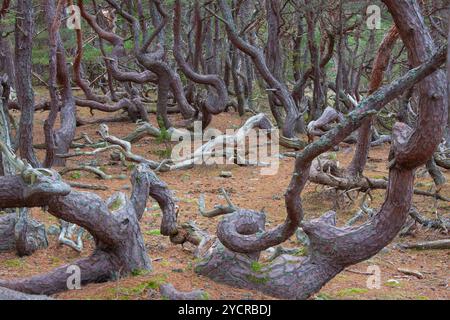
[0,102,448,300]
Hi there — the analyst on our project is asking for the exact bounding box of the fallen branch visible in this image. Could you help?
[309,156,450,202]
[60,166,127,180]
[58,220,85,253]
[398,239,450,250]
[57,124,162,170]
[68,182,108,191]
[198,188,237,218]
[167,113,275,171]
[397,268,424,279]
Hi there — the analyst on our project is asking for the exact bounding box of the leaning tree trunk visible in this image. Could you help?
[0,77,48,256]
[0,33,16,90]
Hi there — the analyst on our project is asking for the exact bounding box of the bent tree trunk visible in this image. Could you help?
[0,78,48,256]
[0,163,177,295]
[167,0,447,299]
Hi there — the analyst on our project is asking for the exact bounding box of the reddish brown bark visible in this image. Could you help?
[347,26,399,178]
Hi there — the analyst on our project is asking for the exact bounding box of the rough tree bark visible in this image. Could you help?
[43,0,77,168]
[15,0,39,167]
[0,76,48,256]
[446,10,450,147]
[0,31,15,90]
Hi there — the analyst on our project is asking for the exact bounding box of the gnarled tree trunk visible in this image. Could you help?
[0,162,176,295]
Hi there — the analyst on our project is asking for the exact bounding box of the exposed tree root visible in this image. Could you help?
[76,114,130,126]
[58,220,85,252]
[409,208,449,232]
[67,182,109,191]
[198,188,237,218]
[0,210,48,255]
[307,107,344,139]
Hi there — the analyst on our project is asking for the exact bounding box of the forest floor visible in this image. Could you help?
[0,94,449,300]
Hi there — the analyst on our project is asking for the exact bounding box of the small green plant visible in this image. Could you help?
[156,116,171,144]
[327,152,337,161]
[131,269,151,277]
[3,258,23,268]
[315,293,333,300]
[160,260,170,267]
[246,274,269,285]
[336,287,368,297]
[200,292,210,300]
[70,171,82,180]
[153,148,172,159]
[146,229,161,236]
[154,116,173,159]
[109,197,123,211]
[384,280,402,288]
[250,261,263,272]
[293,247,308,257]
